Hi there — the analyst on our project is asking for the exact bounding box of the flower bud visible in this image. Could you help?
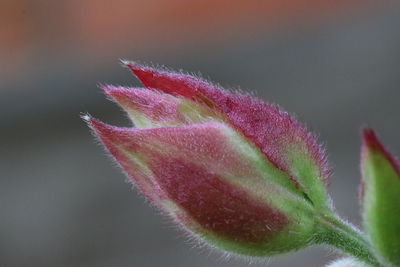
[85,62,333,257]
[360,128,400,266]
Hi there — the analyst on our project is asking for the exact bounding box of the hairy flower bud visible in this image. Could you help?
[84,61,332,257]
[360,128,400,266]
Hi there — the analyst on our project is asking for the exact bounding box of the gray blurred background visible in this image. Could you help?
[1,1,400,266]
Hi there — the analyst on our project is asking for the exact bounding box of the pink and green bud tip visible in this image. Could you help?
[360,128,400,266]
[84,61,333,257]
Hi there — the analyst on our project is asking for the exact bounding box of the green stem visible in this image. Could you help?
[315,213,382,266]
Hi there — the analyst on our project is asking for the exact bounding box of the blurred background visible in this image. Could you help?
[1,0,400,266]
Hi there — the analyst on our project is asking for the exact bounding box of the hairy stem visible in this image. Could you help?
[316,213,382,266]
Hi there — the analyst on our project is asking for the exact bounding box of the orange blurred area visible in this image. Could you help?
[70,0,362,50]
[1,0,370,84]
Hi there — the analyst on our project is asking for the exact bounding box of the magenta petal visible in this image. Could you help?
[124,61,200,98]
[101,85,184,126]
[151,156,288,244]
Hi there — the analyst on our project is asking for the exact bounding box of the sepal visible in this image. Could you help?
[85,117,317,256]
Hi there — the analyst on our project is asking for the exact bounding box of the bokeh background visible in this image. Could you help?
[1,1,400,266]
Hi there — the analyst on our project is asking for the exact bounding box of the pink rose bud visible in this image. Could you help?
[326,258,365,267]
[360,128,400,266]
[84,62,332,257]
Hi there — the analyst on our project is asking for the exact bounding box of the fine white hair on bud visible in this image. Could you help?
[326,258,365,267]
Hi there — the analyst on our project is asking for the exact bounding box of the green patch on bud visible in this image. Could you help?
[285,145,331,210]
[178,99,224,124]
[222,127,307,201]
[127,110,160,128]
